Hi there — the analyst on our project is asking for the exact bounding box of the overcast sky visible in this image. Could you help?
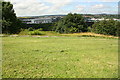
[4,0,120,16]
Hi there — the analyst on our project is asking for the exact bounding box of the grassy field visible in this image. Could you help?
[2,36,118,78]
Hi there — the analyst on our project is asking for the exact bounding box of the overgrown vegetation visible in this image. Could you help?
[19,28,60,36]
[29,28,43,35]
[91,20,120,36]
[53,13,87,33]
[52,13,120,36]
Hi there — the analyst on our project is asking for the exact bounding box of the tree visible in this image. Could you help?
[53,13,87,33]
[2,1,22,34]
[91,19,119,36]
[0,1,2,34]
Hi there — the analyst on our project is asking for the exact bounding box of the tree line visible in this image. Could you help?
[53,13,120,36]
[1,1,120,36]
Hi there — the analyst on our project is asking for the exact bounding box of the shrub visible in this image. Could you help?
[37,28,43,31]
[19,29,44,35]
[91,20,119,36]
[19,29,29,35]
[53,13,87,33]
[28,27,34,31]
[29,29,44,35]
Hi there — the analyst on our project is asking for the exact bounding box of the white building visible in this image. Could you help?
[31,18,53,24]
[86,18,120,22]
[21,17,53,24]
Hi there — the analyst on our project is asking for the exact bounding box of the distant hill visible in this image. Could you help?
[17,14,119,19]
[18,15,66,19]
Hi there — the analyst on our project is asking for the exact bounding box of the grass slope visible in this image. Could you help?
[3,37,118,78]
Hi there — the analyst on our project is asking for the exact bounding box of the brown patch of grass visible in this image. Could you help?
[61,32,118,38]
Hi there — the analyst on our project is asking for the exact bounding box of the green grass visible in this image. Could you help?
[19,29,60,36]
[2,36,118,78]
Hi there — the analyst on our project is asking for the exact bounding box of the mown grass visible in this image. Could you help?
[2,36,118,78]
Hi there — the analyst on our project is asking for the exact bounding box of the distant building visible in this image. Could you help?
[19,15,120,24]
[31,18,53,24]
[113,18,120,21]
[21,19,32,24]
[20,18,52,24]
[19,16,63,24]
[85,18,120,22]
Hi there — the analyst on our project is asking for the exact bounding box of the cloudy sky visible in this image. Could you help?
[5,0,120,16]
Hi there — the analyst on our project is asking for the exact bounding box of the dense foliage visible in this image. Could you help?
[53,13,87,33]
[2,1,24,34]
[0,1,2,34]
[21,23,54,31]
[91,20,120,36]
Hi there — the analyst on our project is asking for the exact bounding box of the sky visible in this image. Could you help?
[4,0,120,17]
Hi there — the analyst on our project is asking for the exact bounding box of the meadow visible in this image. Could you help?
[2,36,118,78]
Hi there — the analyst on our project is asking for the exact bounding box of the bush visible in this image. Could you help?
[19,29,29,35]
[37,28,43,31]
[29,29,44,35]
[91,20,119,36]
[28,27,34,31]
[19,29,44,35]
[87,27,92,32]
[53,13,87,33]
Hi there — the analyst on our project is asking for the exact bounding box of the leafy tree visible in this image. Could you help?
[0,1,2,34]
[116,21,120,37]
[91,19,119,36]
[53,13,87,33]
[2,1,22,34]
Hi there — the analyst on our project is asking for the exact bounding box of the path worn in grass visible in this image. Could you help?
[2,37,118,78]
